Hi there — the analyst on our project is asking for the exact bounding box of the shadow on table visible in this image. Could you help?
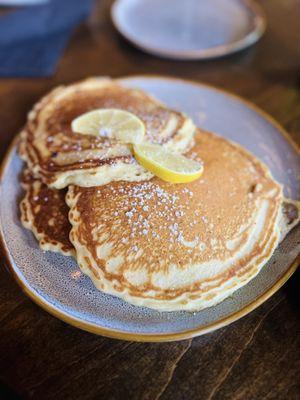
[0,380,22,400]
[284,266,300,317]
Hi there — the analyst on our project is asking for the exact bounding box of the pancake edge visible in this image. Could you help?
[20,176,75,257]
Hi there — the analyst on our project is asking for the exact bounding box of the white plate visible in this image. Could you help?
[0,76,299,342]
[111,0,266,59]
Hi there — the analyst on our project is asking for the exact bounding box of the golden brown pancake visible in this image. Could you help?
[66,131,298,311]
[19,78,195,189]
[20,170,74,256]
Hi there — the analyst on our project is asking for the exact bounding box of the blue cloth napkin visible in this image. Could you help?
[0,0,93,77]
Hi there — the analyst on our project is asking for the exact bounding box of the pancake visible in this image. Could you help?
[20,170,74,256]
[66,131,299,311]
[19,166,297,262]
[279,198,300,240]
[19,78,195,189]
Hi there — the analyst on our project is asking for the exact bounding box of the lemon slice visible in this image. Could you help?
[134,143,203,183]
[71,108,145,144]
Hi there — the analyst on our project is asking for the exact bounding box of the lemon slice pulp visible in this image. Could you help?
[71,108,145,144]
[134,143,203,183]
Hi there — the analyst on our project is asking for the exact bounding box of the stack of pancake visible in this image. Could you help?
[19,78,299,311]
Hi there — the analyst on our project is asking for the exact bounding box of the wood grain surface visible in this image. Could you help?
[0,1,299,399]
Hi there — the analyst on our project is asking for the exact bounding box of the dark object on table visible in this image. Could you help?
[0,0,93,77]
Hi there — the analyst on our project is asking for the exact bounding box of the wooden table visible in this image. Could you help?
[0,1,299,398]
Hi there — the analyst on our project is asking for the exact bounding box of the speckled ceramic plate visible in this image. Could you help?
[111,0,266,60]
[0,76,299,342]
